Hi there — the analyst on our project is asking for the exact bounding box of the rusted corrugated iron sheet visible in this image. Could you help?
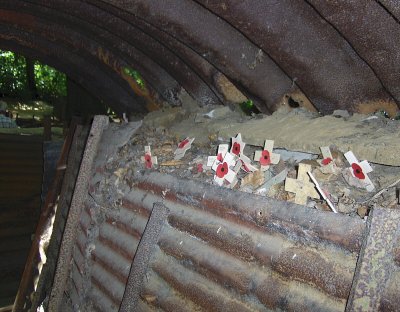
[48,121,368,311]
[48,116,110,311]
[3,1,400,114]
[0,134,43,308]
[346,207,400,311]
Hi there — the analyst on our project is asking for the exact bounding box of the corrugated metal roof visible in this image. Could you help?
[64,166,364,311]
[42,118,400,311]
[1,1,400,114]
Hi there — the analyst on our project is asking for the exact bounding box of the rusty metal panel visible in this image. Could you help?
[123,172,362,311]
[1,1,400,114]
[101,0,294,113]
[48,116,109,311]
[195,0,395,114]
[120,202,169,311]
[307,0,400,108]
[55,114,367,311]
[346,207,400,311]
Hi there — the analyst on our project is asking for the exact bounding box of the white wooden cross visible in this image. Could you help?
[211,152,238,188]
[285,163,319,205]
[344,151,375,192]
[230,133,245,156]
[318,146,335,174]
[141,146,157,169]
[239,153,258,172]
[174,137,195,160]
[254,140,280,171]
[207,144,229,168]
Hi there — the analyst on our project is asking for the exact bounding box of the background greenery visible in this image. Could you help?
[0,49,66,101]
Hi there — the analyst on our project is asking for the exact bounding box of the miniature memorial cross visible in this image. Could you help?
[141,146,157,169]
[207,144,229,167]
[239,153,258,172]
[211,152,238,188]
[285,163,319,205]
[318,146,335,174]
[230,133,245,156]
[174,137,195,160]
[254,140,280,171]
[344,151,375,192]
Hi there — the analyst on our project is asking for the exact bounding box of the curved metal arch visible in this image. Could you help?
[96,0,295,113]
[19,0,224,108]
[194,0,396,113]
[0,23,146,115]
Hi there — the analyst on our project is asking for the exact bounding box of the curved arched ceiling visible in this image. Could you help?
[1,0,399,116]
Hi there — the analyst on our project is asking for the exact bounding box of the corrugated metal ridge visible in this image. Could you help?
[109,171,366,311]
[65,153,367,311]
[131,171,365,254]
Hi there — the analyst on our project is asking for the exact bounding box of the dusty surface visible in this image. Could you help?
[111,105,400,218]
[146,105,400,166]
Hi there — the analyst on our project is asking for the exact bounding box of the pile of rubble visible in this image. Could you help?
[109,104,400,220]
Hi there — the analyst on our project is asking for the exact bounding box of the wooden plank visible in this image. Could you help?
[0,304,14,312]
[14,117,85,312]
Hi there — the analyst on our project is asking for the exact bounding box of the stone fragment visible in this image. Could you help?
[357,206,369,218]
[241,170,265,188]
[332,110,350,118]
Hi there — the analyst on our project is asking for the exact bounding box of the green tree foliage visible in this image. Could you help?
[0,49,66,101]
[34,63,67,99]
[0,50,28,98]
[123,67,145,89]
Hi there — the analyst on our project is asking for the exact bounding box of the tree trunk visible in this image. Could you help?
[25,58,38,99]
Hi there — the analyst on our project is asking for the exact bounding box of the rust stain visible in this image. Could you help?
[0,9,35,26]
[355,99,398,118]
[97,47,162,112]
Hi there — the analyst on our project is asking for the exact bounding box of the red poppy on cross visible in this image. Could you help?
[254,139,280,171]
[318,146,336,174]
[211,152,238,188]
[344,151,374,191]
[216,162,229,178]
[351,163,365,180]
[174,137,195,160]
[141,146,158,169]
[230,133,245,156]
[207,144,229,168]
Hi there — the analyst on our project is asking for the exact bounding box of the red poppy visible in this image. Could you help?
[321,157,332,165]
[178,139,189,149]
[144,154,152,169]
[217,153,223,162]
[259,150,271,166]
[232,142,241,155]
[216,162,228,178]
[351,163,365,179]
